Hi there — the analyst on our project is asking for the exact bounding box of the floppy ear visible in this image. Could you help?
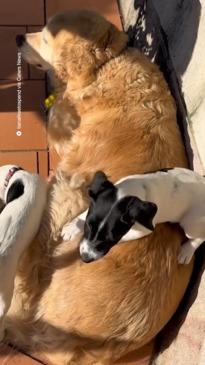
[88,171,108,201]
[103,24,128,59]
[120,197,157,231]
[6,180,24,204]
[56,41,97,91]
[58,25,127,91]
[136,200,158,231]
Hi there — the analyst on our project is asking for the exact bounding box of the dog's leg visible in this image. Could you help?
[0,263,16,342]
[61,210,88,241]
[178,238,204,264]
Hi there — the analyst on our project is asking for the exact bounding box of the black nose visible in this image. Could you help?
[80,251,95,263]
[16,34,25,47]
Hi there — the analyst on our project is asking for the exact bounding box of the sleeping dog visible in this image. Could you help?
[0,165,47,340]
[62,168,205,264]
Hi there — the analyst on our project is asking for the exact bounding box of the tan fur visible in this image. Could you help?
[8,10,193,365]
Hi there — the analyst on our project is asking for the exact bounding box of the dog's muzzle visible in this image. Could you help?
[16,34,25,47]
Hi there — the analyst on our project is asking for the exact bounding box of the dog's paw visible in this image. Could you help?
[178,243,195,265]
[61,218,83,241]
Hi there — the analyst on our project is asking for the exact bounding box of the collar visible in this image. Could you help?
[4,166,23,190]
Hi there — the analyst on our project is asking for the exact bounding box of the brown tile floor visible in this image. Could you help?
[0,1,153,364]
[0,27,28,80]
[0,81,47,150]
[0,0,44,25]
[46,0,121,27]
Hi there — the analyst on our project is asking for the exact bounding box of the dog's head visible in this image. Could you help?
[80,171,157,263]
[16,10,127,90]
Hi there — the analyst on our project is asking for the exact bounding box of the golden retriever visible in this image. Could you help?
[9,10,193,365]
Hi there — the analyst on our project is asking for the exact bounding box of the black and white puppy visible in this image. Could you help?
[0,165,47,340]
[62,168,205,264]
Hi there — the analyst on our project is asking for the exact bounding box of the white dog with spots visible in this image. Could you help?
[62,168,205,264]
[0,165,47,340]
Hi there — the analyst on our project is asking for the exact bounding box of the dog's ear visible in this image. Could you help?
[6,180,24,204]
[120,196,158,231]
[88,171,108,200]
[103,24,128,59]
[56,41,97,91]
[88,171,116,201]
[92,24,128,67]
[58,25,127,92]
[136,200,158,231]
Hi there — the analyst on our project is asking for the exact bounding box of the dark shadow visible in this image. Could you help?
[119,0,201,171]
[152,243,205,362]
[1,317,146,365]
[152,0,202,76]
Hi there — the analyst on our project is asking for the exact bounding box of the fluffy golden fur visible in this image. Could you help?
[9,10,193,365]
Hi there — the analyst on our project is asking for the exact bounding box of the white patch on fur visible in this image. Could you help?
[146,33,153,46]
[61,217,82,241]
[0,295,6,317]
[64,167,205,264]
[80,239,99,260]
[178,243,195,264]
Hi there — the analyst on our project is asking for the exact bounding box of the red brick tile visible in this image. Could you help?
[49,149,60,173]
[0,81,47,150]
[0,27,28,80]
[46,0,121,28]
[0,151,37,172]
[27,27,45,80]
[38,151,49,177]
[0,0,44,26]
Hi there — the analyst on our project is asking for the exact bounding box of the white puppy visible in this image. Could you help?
[62,168,205,264]
[0,165,47,340]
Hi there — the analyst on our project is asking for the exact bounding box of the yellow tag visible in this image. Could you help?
[44,94,56,109]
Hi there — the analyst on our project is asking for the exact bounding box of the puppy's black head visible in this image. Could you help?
[80,171,157,263]
[84,171,117,242]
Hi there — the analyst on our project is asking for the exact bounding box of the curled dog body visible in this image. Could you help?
[0,165,47,340]
[11,10,194,365]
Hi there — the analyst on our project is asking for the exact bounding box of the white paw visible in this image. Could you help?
[61,218,83,241]
[178,243,195,265]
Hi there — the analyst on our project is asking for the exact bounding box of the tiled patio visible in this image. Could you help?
[0,1,153,364]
